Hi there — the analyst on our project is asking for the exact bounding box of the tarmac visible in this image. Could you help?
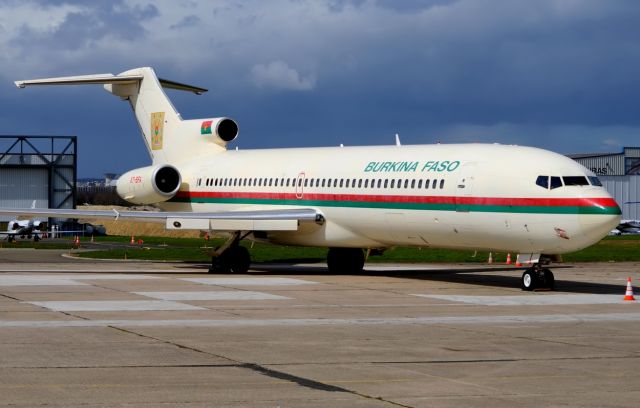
[1,248,639,407]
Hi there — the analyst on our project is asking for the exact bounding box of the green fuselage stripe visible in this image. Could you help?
[169,196,621,215]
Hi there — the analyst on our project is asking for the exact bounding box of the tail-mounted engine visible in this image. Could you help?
[116,164,181,205]
[190,117,239,148]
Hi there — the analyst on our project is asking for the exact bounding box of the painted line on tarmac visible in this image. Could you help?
[0,274,161,286]
[2,312,640,328]
[181,277,318,286]
[26,300,206,311]
[134,291,291,301]
[413,294,637,306]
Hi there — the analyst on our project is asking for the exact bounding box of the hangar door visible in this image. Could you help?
[0,168,48,222]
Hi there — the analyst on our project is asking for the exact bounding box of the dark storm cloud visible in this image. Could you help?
[2,0,640,176]
[10,1,158,50]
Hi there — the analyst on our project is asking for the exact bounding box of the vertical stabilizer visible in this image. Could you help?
[15,67,238,165]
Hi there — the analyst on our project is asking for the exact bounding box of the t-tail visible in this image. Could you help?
[15,67,239,165]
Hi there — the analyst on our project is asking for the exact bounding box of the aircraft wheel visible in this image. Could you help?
[521,268,537,291]
[327,248,365,274]
[209,246,250,274]
[542,268,555,290]
[228,246,251,274]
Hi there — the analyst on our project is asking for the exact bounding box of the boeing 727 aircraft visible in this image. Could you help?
[0,67,621,290]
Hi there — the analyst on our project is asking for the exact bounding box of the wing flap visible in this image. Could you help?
[0,208,322,231]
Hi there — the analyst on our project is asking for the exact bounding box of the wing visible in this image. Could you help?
[0,207,324,231]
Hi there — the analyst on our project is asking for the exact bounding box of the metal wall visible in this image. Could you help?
[574,154,625,176]
[572,147,640,176]
[600,175,640,220]
[0,136,76,223]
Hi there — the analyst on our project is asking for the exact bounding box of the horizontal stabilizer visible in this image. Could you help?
[15,73,143,88]
[15,71,207,95]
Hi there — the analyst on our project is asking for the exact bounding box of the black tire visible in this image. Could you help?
[228,246,251,274]
[542,268,555,290]
[521,269,537,291]
[327,248,365,274]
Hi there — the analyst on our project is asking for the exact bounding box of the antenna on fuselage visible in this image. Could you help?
[395,133,401,146]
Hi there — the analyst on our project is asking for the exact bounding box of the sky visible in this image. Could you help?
[1,0,639,177]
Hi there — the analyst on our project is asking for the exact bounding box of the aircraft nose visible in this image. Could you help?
[578,195,621,239]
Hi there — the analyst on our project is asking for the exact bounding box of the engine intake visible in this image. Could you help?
[116,164,181,205]
[217,118,239,142]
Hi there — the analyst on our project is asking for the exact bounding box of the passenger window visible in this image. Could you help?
[404,179,409,189]
[358,179,362,188]
[439,179,444,189]
[411,180,415,189]
[588,176,602,186]
[353,179,357,187]
[345,179,350,188]
[377,179,382,188]
[425,179,430,189]
[390,179,395,188]
[364,179,368,188]
[417,180,422,189]
[563,176,589,186]
[550,176,562,189]
[432,179,437,189]
[536,176,549,189]
[304,179,308,187]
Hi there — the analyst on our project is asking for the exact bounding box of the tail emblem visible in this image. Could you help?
[151,112,165,150]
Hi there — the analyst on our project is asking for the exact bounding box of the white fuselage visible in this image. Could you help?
[159,143,620,255]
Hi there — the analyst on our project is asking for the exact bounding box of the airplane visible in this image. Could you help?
[0,218,45,242]
[612,220,640,235]
[0,67,621,291]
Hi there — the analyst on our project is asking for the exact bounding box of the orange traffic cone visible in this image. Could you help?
[623,277,636,301]
[488,252,493,264]
[506,253,512,265]
[130,235,135,245]
[515,255,522,267]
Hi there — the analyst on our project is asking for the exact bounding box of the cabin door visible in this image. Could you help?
[456,162,477,212]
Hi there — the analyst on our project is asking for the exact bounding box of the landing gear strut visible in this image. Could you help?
[208,231,251,274]
[326,248,365,274]
[521,265,555,291]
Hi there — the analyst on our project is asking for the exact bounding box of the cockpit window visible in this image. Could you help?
[550,176,562,189]
[536,175,549,189]
[588,176,603,186]
[563,176,589,186]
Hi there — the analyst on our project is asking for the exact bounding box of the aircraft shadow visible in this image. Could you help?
[241,263,626,295]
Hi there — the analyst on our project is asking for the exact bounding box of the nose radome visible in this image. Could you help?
[578,194,621,241]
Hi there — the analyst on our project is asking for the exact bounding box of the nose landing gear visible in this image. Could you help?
[521,265,555,291]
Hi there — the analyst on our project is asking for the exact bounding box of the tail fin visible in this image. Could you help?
[15,67,238,164]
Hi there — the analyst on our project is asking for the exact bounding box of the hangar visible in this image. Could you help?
[0,135,76,229]
[570,146,640,220]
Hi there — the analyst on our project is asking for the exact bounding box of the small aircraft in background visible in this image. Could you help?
[0,218,45,242]
[611,220,640,235]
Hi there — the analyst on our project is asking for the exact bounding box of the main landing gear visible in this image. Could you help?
[208,231,251,274]
[521,264,555,291]
[326,248,365,274]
